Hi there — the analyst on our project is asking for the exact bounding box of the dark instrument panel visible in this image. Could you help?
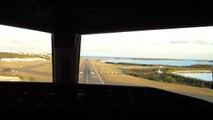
[0,82,212,113]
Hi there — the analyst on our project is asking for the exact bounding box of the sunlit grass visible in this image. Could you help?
[88,58,213,102]
[15,71,52,82]
[0,61,48,68]
[31,61,52,72]
[0,61,52,82]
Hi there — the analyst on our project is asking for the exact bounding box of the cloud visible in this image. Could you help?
[195,40,213,45]
[170,39,213,45]
[4,38,23,45]
[170,40,190,44]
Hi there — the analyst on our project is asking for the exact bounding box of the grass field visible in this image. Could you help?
[87,58,213,102]
[0,60,52,82]
[14,71,52,82]
[0,61,48,68]
[31,61,52,72]
[1,57,213,102]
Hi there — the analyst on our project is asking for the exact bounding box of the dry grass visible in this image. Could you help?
[1,58,212,101]
[0,61,49,68]
[0,61,52,82]
[90,59,213,98]
[31,62,52,72]
[79,58,84,68]
[12,71,52,82]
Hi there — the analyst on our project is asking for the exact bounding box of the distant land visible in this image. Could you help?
[80,56,213,62]
[0,52,51,60]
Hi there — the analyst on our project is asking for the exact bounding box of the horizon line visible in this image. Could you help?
[80,55,213,61]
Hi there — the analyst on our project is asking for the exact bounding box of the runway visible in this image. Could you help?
[79,59,104,84]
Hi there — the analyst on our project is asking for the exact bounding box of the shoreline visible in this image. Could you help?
[81,56,213,62]
[171,70,211,74]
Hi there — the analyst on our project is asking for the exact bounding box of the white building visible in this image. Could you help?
[156,69,163,74]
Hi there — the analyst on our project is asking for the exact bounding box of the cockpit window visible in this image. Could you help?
[0,24,52,82]
[79,26,213,103]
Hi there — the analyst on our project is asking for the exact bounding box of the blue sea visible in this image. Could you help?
[175,73,212,81]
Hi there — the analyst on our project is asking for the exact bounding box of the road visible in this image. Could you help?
[79,59,105,84]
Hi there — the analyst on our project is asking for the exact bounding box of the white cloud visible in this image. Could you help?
[0,24,51,53]
[81,26,213,60]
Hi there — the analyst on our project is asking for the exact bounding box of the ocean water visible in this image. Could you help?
[175,73,212,81]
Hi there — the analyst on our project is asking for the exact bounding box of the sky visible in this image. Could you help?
[0,24,51,54]
[81,26,213,60]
